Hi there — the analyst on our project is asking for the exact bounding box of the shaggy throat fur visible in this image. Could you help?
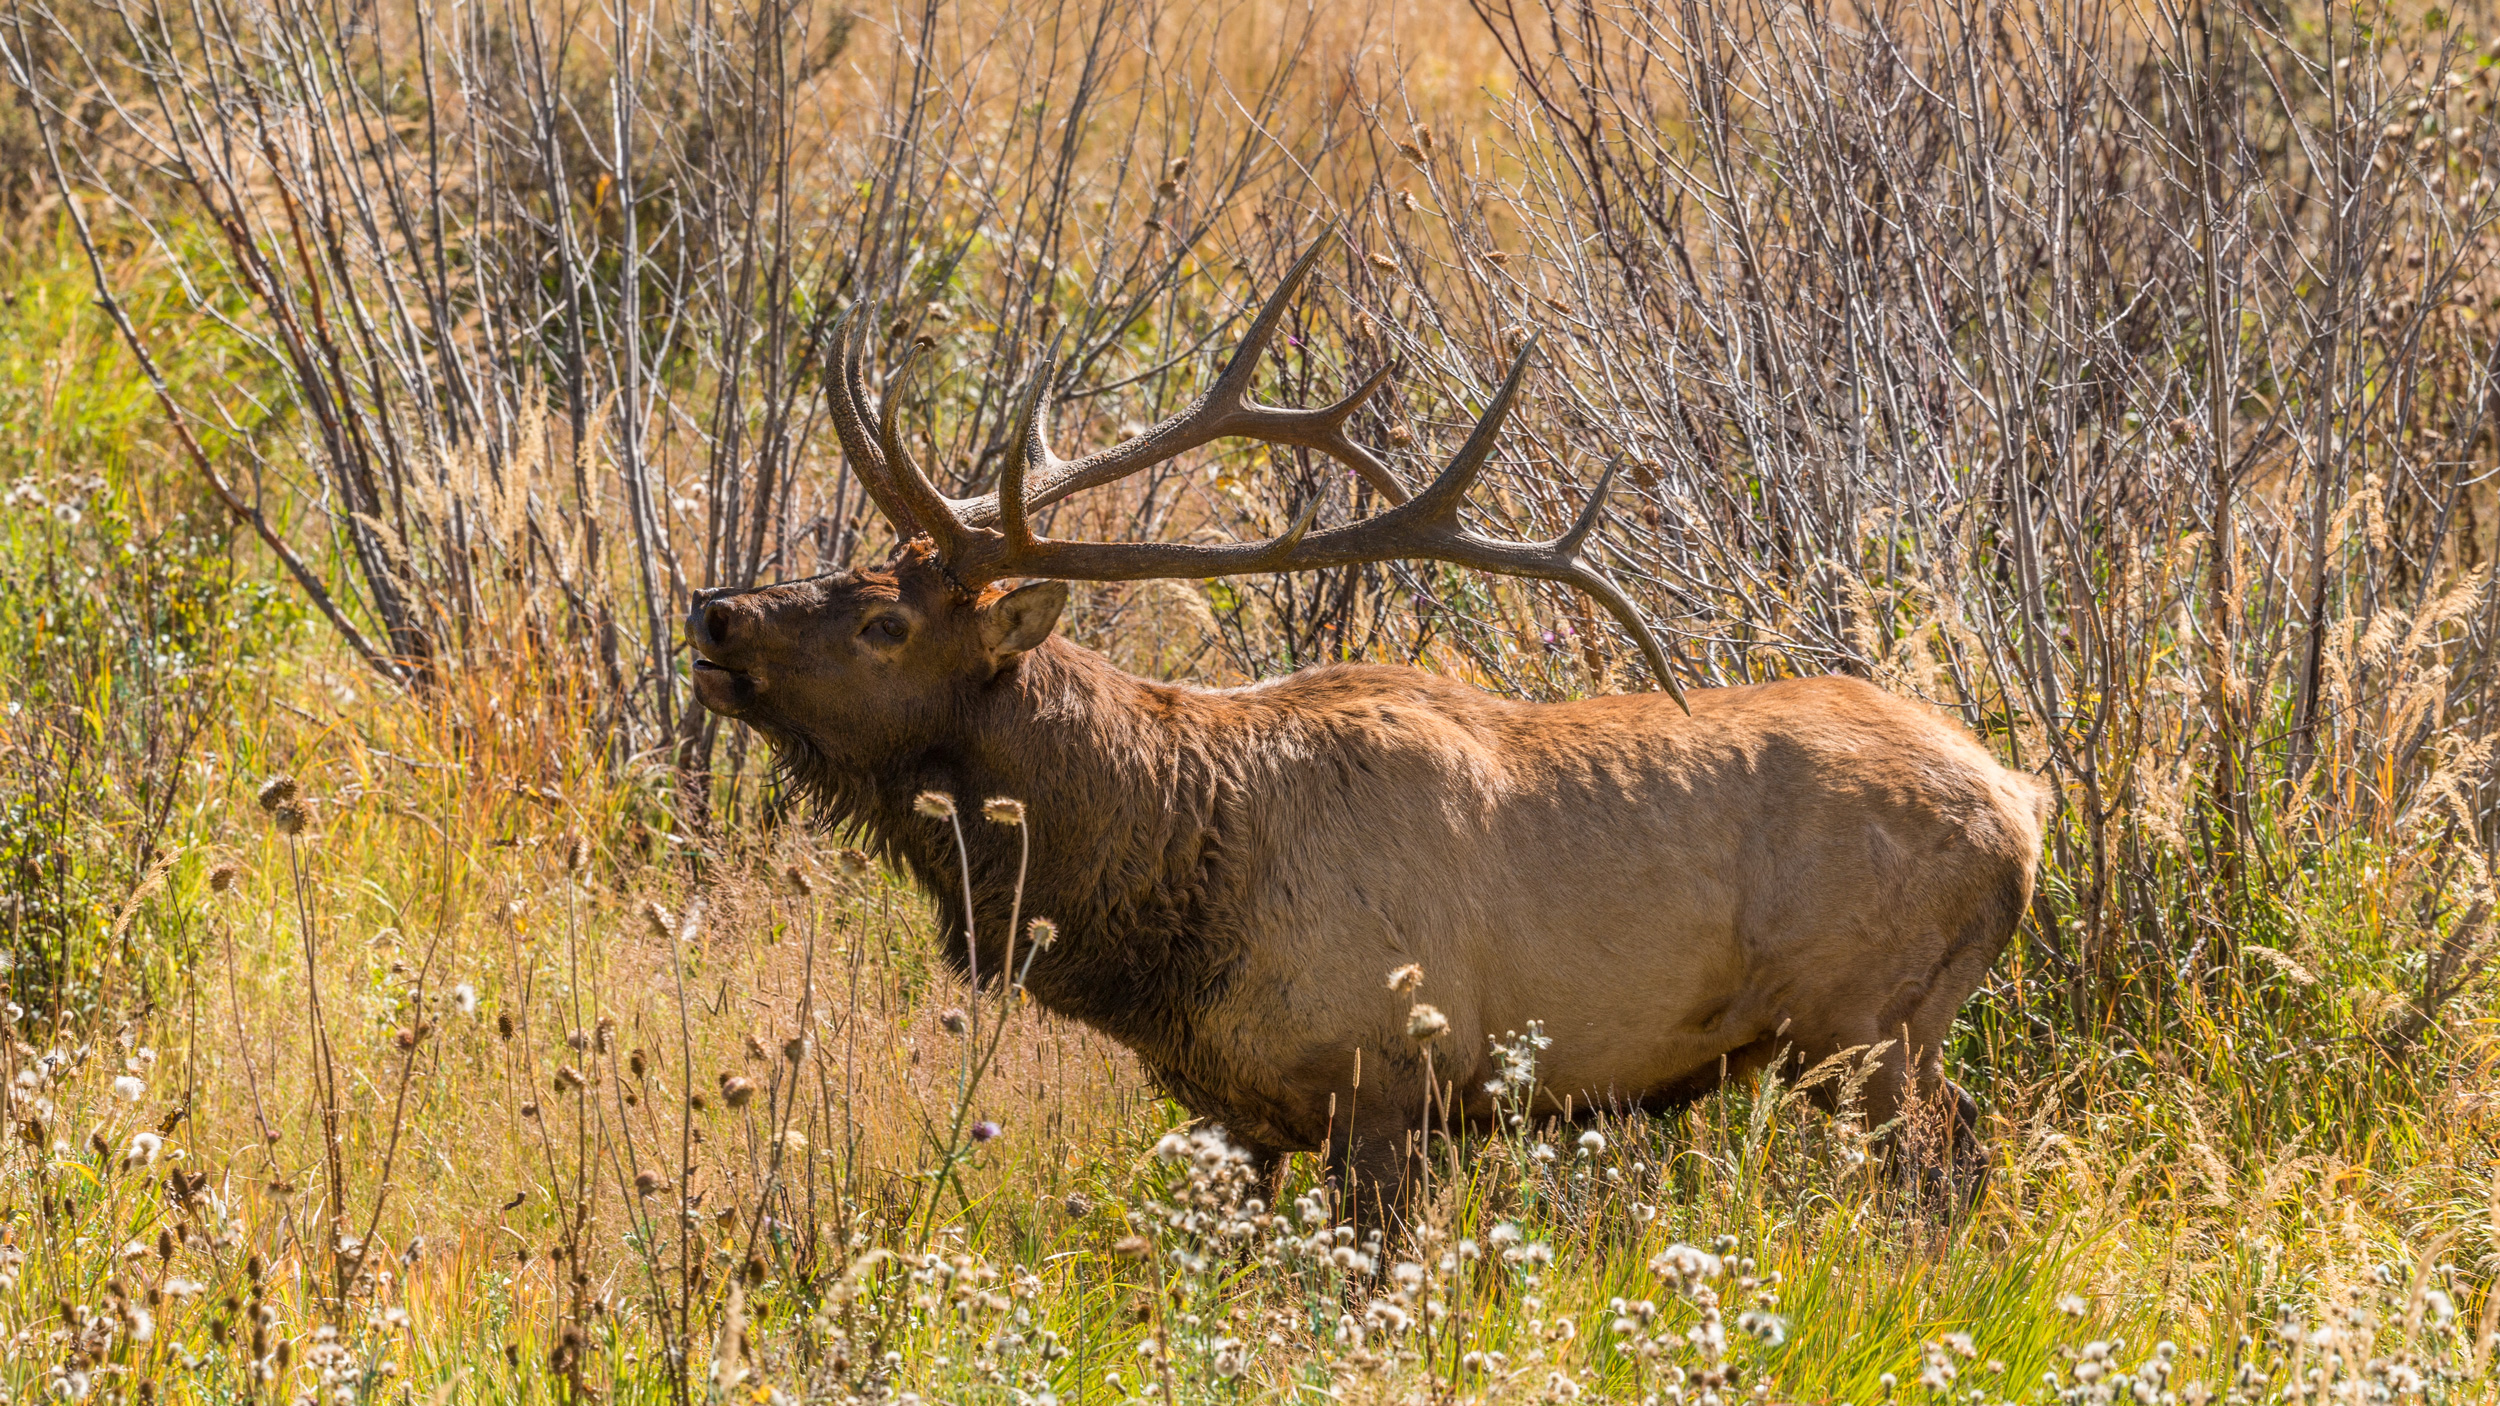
[770,639,1261,1115]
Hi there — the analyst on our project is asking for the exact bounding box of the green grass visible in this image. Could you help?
[0,728,2490,1403]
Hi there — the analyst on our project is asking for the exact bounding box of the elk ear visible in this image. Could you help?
[977,580,1069,662]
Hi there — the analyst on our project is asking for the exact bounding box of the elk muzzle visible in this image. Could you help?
[687,587,762,715]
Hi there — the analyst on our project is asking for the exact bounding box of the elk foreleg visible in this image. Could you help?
[1323,1105,1427,1245]
[1234,1138,1293,1215]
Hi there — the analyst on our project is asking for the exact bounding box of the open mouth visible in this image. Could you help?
[688,652,753,707]
[688,641,746,679]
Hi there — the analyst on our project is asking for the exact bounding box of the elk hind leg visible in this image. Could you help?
[1868,895,2018,1210]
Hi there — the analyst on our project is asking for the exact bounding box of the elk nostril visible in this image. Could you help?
[704,602,738,647]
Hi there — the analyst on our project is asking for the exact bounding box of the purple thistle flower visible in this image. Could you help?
[971,1120,1003,1144]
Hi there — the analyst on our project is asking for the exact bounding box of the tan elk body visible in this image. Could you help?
[688,238,2051,1213]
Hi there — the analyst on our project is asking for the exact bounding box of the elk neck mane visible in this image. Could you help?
[770,633,1263,1083]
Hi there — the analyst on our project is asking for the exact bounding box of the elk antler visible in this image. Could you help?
[824,241,1685,704]
[826,233,1405,536]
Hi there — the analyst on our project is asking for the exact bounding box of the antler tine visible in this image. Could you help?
[1190,232,1404,500]
[1293,359,1406,504]
[1558,561,1686,709]
[1557,453,1623,559]
[825,306,885,515]
[1001,366,1048,550]
[1401,338,1536,523]
[1547,457,1687,710]
[823,306,910,537]
[1204,230,1334,402]
[949,226,1407,528]
[1299,347,1686,705]
[874,343,984,560]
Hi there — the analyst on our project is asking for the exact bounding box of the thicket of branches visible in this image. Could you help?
[6,0,2500,1041]
[1424,0,2500,1036]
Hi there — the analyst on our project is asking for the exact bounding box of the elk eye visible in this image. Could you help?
[869,617,908,643]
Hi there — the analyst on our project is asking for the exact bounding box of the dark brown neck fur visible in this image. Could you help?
[778,637,1253,1090]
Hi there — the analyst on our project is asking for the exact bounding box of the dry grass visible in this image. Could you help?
[7,760,2500,1403]
[12,0,2500,1398]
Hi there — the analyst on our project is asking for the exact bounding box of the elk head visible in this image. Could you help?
[686,234,1683,758]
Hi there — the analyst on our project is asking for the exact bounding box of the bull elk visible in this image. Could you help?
[686,239,2051,1220]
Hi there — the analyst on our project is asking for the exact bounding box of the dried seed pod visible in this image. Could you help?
[255,776,299,813]
[1405,1004,1450,1042]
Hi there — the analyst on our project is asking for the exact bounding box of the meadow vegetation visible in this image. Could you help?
[7,0,2500,1399]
